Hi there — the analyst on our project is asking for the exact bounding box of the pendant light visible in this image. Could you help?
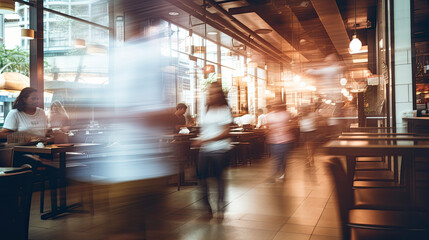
[349,0,362,52]
[21,29,35,39]
[0,0,15,15]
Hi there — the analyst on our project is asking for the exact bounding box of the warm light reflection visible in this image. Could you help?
[293,75,301,82]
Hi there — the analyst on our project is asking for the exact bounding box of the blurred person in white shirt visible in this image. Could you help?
[256,108,267,129]
[299,105,318,166]
[192,82,232,218]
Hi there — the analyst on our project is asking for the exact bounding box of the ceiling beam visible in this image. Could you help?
[310,0,353,66]
[216,0,242,4]
[165,0,291,64]
[228,5,257,15]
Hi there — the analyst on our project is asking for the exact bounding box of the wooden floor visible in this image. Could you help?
[28,146,341,240]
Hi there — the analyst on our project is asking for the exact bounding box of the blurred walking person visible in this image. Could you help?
[266,104,295,182]
[192,82,232,218]
[299,105,317,166]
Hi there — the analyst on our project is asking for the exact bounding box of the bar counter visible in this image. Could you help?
[403,117,429,135]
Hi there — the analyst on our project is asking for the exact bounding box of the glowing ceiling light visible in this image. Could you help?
[340,77,347,86]
[349,35,362,52]
[293,75,301,82]
[349,0,362,53]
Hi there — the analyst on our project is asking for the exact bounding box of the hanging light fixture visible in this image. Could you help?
[185,29,194,54]
[21,29,35,40]
[0,0,15,15]
[74,39,86,48]
[349,0,362,52]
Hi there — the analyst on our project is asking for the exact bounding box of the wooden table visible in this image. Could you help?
[338,135,429,142]
[160,133,197,142]
[323,140,429,206]
[403,117,429,134]
[348,126,395,133]
[13,143,102,219]
[341,132,416,136]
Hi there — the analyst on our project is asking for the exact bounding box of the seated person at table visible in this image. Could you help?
[48,100,70,133]
[236,107,255,130]
[48,100,71,144]
[171,103,188,133]
[0,87,48,142]
[256,108,267,129]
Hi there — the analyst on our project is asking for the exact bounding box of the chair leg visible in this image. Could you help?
[246,146,251,166]
[40,181,45,213]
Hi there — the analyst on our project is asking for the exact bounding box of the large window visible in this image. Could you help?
[0,4,30,125]
[43,4,109,129]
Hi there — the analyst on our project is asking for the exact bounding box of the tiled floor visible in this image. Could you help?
[28,146,341,240]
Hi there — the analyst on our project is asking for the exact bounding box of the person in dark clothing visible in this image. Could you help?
[171,103,188,133]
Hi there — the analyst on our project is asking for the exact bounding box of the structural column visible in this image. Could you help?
[393,0,413,129]
[29,0,44,102]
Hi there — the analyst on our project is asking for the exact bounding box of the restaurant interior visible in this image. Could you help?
[0,0,429,239]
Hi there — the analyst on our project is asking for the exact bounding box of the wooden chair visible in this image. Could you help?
[16,154,92,214]
[0,148,14,167]
[326,157,429,240]
[0,166,33,240]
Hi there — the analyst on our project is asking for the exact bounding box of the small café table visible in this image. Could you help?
[323,140,429,206]
[341,132,416,136]
[338,135,429,142]
[13,143,102,219]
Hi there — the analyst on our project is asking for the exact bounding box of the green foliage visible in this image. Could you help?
[0,44,51,76]
[201,72,230,95]
[0,44,30,76]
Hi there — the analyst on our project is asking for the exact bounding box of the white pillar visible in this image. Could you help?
[393,0,413,129]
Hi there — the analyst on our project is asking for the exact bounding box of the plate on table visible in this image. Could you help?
[56,143,74,147]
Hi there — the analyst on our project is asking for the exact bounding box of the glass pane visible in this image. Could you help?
[247,76,256,115]
[176,53,197,117]
[43,11,109,129]
[206,39,217,63]
[257,68,266,80]
[257,79,266,110]
[193,34,204,59]
[44,0,109,27]
[47,4,69,15]
[90,0,108,26]
[71,4,89,20]
[221,46,234,68]
[0,4,30,125]
[170,24,178,51]
[178,27,188,53]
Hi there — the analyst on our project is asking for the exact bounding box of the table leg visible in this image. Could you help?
[346,156,356,182]
[42,152,82,219]
[59,152,67,210]
[393,155,398,183]
[406,152,416,207]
